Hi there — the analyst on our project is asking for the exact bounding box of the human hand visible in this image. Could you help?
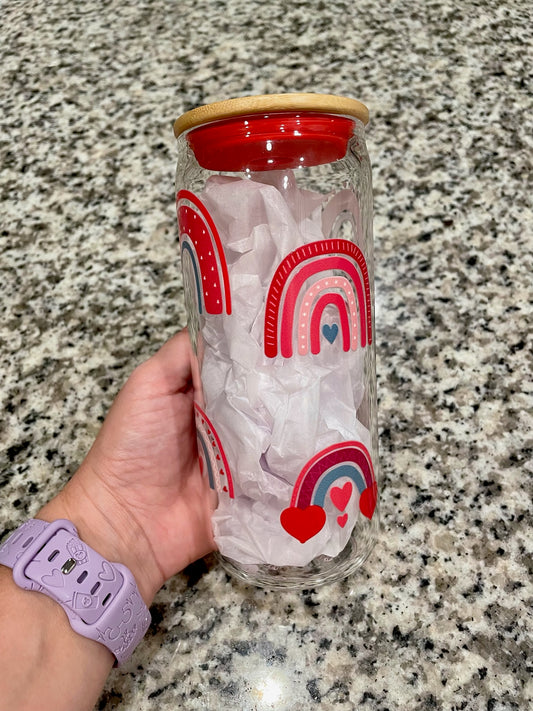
[39,330,217,605]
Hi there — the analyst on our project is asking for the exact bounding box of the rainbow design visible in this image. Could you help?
[176,190,232,315]
[264,239,372,358]
[194,403,234,498]
[298,276,358,354]
[280,441,377,543]
[291,441,375,509]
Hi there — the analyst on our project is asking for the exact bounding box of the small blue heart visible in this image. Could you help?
[322,323,339,344]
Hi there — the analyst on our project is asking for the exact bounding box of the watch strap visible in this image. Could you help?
[0,519,151,665]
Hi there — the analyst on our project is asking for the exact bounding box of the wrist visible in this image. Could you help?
[38,464,163,607]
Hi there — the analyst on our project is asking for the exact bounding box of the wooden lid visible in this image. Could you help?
[174,93,369,137]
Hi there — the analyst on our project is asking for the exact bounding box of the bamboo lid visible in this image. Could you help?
[174,93,369,137]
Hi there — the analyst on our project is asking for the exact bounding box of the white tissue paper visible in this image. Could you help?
[193,171,372,567]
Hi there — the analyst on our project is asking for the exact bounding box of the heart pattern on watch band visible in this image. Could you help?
[0,519,151,665]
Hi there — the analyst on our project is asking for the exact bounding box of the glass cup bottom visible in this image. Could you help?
[215,513,379,590]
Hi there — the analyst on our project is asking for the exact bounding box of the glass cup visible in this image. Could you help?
[174,93,378,589]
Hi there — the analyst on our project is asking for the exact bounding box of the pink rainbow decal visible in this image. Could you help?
[290,441,375,511]
[298,276,358,355]
[194,403,234,498]
[176,190,232,315]
[309,294,350,354]
[264,239,372,358]
[281,256,367,357]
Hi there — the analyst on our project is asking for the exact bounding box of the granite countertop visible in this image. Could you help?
[1,0,531,709]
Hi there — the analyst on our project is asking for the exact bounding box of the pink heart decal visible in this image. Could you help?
[337,513,348,528]
[330,482,353,511]
[359,483,378,519]
[280,506,326,543]
[42,569,65,588]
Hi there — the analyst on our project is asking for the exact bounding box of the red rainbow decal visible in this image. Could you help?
[291,441,375,509]
[194,403,234,498]
[310,293,350,354]
[176,190,232,315]
[280,441,377,543]
[264,239,372,358]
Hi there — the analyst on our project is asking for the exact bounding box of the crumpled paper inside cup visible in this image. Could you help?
[197,172,370,567]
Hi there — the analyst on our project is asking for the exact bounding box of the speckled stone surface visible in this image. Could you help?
[1,0,532,709]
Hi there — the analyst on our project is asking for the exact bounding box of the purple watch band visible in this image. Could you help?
[0,519,151,666]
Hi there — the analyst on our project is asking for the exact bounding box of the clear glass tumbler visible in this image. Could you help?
[174,93,378,589]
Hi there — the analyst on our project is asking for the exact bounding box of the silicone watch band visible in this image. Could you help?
[0,519,151,665]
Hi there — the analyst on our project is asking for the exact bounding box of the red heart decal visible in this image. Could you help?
[223,486,228,492]
[280,506,326,543]
[359,483,378,519]
[337,513,348,528]
[330,482,353,511]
